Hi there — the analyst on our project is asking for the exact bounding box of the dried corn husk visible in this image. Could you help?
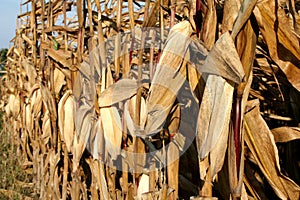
[58,90,75,152]
[145,21,194,136]
[98,79,138,107]
[100,106,122,160]
[6,93,21,117]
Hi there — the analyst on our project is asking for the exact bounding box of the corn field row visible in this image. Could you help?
[0,0,300,199]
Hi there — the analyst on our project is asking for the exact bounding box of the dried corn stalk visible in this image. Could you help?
[0,0,299,199]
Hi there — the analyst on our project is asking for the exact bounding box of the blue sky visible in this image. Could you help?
[0,0,19,49]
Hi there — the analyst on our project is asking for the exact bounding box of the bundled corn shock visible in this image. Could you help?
[0,0,300,199]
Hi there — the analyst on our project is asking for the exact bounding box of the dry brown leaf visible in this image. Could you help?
[209,118,230,181]
[98,79,138,107]
[88,37,101,78]
[187,63,205,103]
[200,32,245,84]
[201,0,217,50]
[48,150,61,199]
[244,99,300,199]
[222,0,241,33]
[231,0,258,39]
[40,84,57,120]
[3,0,300,199]
[86,119,104,160]
[86,159,109,200]
[53,67,66,95]
[235,20,258,81]
[29,85,42,117]
[254,1,300,91]
[40,42,73,67]
[271,126,300,143]
[22,58,37,86]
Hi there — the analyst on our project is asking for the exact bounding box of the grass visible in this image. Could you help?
[0,111,35,200]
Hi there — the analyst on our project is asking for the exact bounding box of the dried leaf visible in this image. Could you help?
[86,159,109,200]
[222,0,241,33]
[22,58,37,86]
[187,63,205,103]
[244,99,300,199]
[271,127,300,143]
[98,79,138,107]
[54,67,66,95]
[254,1,300,91]
[40,42,73,67]
[201,0,217,50]
[200,32,245,84]
[40,84,57,120]
[29,85,42,116]
[231,0,258,39]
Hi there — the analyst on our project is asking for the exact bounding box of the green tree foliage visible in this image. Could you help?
[0,48,8,71]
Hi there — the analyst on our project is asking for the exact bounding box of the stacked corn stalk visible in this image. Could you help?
[0,0,300,199]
